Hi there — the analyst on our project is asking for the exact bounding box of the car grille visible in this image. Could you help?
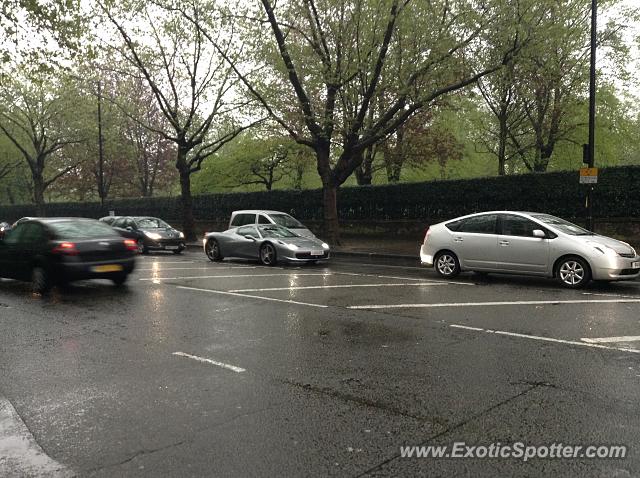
[619,268,640,276]
[295,251,329,259]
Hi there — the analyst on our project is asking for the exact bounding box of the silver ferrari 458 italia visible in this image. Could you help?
[203,224,330,265]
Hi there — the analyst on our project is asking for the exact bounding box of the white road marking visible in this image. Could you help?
[582,292,640,299]
[136,266,258,272]
[173,352,246,373]
[450,325,640,354]
[335,271,473,286]
[450,324,484,331]
[581,336,640,344]
[228,282,447,293]
[349,299,640,310]
[0,397,73,477]
[140,273,331,281]
[177,285,328,308]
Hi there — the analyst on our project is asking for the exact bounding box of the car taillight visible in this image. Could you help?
[424,227,431,243]
[124,239,138,252]
[52,242,79,255]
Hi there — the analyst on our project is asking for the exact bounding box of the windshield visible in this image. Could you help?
[531,214,592,235]
[259,225,299,238]
[135,217,170,229]
[50,220,119,240]
[270,214,303,228]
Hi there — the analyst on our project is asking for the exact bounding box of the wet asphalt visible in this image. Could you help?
[2,251,640,477]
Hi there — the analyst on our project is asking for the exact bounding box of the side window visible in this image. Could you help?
[458,215,497,234]
[258,215,271,225]
[113,218,126,228]
[500,215,540,237]
[3,224,25,244]
[445,220,463,232]
[237,226,259,238]
[231,214,255,227]
[126,219,137,230]
[7,223,44,244]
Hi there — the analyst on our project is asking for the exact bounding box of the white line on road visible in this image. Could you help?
[177,285,328,308]
[228,282,447,293]
[141,273,332,281]
[349,299,640,310]
[0,397,73,477]
[334,271,473,286]
[582,292,640,299]
[136,266,258,272]
[173,352,246,373]
[450,325,640,354]
[581,336,640,344]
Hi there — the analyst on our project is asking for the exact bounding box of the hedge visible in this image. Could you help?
[1,165,639,223]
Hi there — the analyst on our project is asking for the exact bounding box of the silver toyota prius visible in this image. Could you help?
[420,211,640,288]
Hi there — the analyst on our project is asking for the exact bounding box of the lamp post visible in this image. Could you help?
[585,0,597,231]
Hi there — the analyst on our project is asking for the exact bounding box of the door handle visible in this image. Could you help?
[499,240,510,246]
[453,237,464,243]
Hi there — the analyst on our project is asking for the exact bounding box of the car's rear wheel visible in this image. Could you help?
[31,266,51,294]
[260,243,277,266]
[557,257,591,288]
[172,249,183,255]
[434,251,460,278]
[206,239,223,262]
[112,274,128,286]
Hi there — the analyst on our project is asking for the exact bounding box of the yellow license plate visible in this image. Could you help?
[92,264,123,273]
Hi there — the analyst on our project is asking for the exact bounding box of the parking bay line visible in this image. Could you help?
[349,298,640,310]
[176,285,328,308]
[335,271,473,286]
[581,336,640,344]
[228,282,448,293]
[140,273,333,281]
[450,324,640,354]
[173,352,246,373]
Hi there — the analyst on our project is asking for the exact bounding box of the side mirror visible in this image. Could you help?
[532,229,546,239]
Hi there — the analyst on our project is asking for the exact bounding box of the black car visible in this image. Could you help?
[0,218,137,293]
[110,216,185,254]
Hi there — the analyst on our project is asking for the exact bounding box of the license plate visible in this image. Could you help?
[310,250,323,256]
[92,264,123,273]
[164,245,179,250]
[632,262,640,269]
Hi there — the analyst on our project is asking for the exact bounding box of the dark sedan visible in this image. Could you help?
[0,218,137,293]
[111,216,185,254]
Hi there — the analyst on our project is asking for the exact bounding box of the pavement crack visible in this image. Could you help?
[355,382,544,477]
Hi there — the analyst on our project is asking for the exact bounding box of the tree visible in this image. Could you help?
[183,0,527,243]
[96,0,261,240]
[0,74,82,215]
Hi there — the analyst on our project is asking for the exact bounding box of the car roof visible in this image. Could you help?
[232,210,290,215]
[444,211,545,222]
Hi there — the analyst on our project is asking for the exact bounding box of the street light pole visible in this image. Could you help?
[586,0,597,231]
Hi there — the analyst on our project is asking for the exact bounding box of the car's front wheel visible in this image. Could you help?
[137,239,147,255]
[112,274,128,286]
[434,251,460,278]
[557,257,591,288]
[260,243,277,266]
[205,239,223,262]
[31,265,51,294]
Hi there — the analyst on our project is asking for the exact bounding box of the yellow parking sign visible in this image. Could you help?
[579,167,598,184]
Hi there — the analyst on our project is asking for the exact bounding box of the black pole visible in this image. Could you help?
[586,0,597,231]
[97,80,105,208]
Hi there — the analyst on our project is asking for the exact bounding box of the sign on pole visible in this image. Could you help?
[579,167,598,184]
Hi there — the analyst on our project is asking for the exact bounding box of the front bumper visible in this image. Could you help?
[591,255,640,281]
[281,250,330,262]
[145,238,185,251]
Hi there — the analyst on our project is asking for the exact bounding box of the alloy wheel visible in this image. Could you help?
[261,244,276,266]
[436,254,457,276]
[559,260,585,286]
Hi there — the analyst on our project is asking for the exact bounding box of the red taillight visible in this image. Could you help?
[52,242,79,255]
[124,239,138,252]
[424,227,432,243]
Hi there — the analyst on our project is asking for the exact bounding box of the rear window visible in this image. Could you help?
[49,220,119,240]
[270,214,303,228]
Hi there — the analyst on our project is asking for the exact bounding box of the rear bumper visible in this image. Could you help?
[56,257,136,281]
[420,245,434,267]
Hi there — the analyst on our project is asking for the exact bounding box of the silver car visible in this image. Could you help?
[204,224,330,266]
[420,211,640,288]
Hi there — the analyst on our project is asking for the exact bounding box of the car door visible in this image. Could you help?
[451,214,499,270]
[234,226,261,258]
[0,223,25,278]
[4,223,42,280]
[495,214,550,274]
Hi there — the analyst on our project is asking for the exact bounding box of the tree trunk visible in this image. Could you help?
[322,179,340,245]
[176,147,196,241]
[497,117,507,176]
[355,149,373,185]
[33,174,46,217]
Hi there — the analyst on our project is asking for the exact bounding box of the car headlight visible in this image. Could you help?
[145,232,162,240]
[179,231,185,239]
[321,242,329,249]
[287,243,299,251]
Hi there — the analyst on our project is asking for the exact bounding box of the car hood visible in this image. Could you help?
[141,228,182,239]
[275,236,326,249]
[577,234,636,256]
[289,228,316,238]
